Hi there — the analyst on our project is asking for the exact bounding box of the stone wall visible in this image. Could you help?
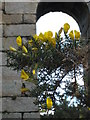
[0,1,40,119]
[0,1,90,119]
[87,1,90,107]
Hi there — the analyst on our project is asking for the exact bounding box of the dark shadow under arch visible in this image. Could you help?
[36,2,89,37]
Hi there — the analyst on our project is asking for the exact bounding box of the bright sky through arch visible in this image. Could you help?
[36,12,84,110]
[36,11,84,88]
[36,11,80,36]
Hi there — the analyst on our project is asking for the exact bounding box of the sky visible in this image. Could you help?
[36,11,83,86]
[36,11,80,36]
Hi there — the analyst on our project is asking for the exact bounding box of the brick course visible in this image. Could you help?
[5,2,38,14]
[1,1,90,119]
[2,14,22,24]
[2,97,38,112]
[4,24,35,37]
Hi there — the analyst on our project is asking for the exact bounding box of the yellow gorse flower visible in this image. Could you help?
[38,33,45,42]
[87,107,90,111]
[10,46,17,52]
[20,88,29,93]
[16,36,22,46]
[69,30,74,40]
[32,31,56,48]
[46,97,53,109]
[50,38,56,48]
[22,45,28,53]
[58,27,63,35]
[32,47,38,51]
[64,23,70,33]
[21,69,29,81]
[55,32,58,39]
[69,30,80,40]
[44,31,53,39]
[32,69,35,75]
[33,34,38,41]
[74,30,80,40]
[43,31,56,47]
[28,39,33,46]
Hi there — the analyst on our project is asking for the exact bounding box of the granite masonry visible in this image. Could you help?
[0,1,90,119]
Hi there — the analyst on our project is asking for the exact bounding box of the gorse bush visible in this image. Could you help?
[7,23,81,75]
[6,23,89,118]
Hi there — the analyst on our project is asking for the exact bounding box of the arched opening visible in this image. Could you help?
[36,11,80,36]
[36,11,84,108]
[36,1,89,89]
[36,2,89,37]
[36,1,89,117]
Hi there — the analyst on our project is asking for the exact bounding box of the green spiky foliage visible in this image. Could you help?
[5,25,89,118]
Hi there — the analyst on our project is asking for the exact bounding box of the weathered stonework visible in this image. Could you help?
[2,97,38,112]
[2,66,36,96]
[2,113,21,118]
[0,3,2,10]
[24,14,36,23]
[0,25,2,37]
[0,11,2,24]
[4,24,35,37]
[2,14,23,24]
[0,52,6,66]
[5,2,38,14]
[2,37,18,50]
[0,38,2,50]
[0,1,90,119]
[1,2,38,116]
[23,112,40,118]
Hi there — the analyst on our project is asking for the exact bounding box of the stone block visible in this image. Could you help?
[2,78,21,96]
[4,24,36,37]
[0,51,7,66]
[0,66,2,77]
[0,52,2,65]
[2,37,30,50]
[5,2,38,14]
[4,0,40,1]
[2,97,38,112]
[2,113,21,118]
[24,14,36,23]
[2,66,20,79]
[0,25,3,37]
[0,38,2,50]
[2,78,36,97]
[2,66,21,96]
[0,2,4,10]
[23,112,40,119]
[0,2,2,10]
[2,67,36,96]
[2,37,18,50]
[2,14,22,24]
[1,52,7,65]
[0,79,2,96]
[0,113,2,120]
[0,98,2,112]
[0,11,2,24]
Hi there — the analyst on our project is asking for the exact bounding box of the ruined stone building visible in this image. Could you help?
[0,0,90,119]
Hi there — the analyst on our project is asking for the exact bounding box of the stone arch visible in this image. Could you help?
[36,1,90,107]
[36,2,89,37]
